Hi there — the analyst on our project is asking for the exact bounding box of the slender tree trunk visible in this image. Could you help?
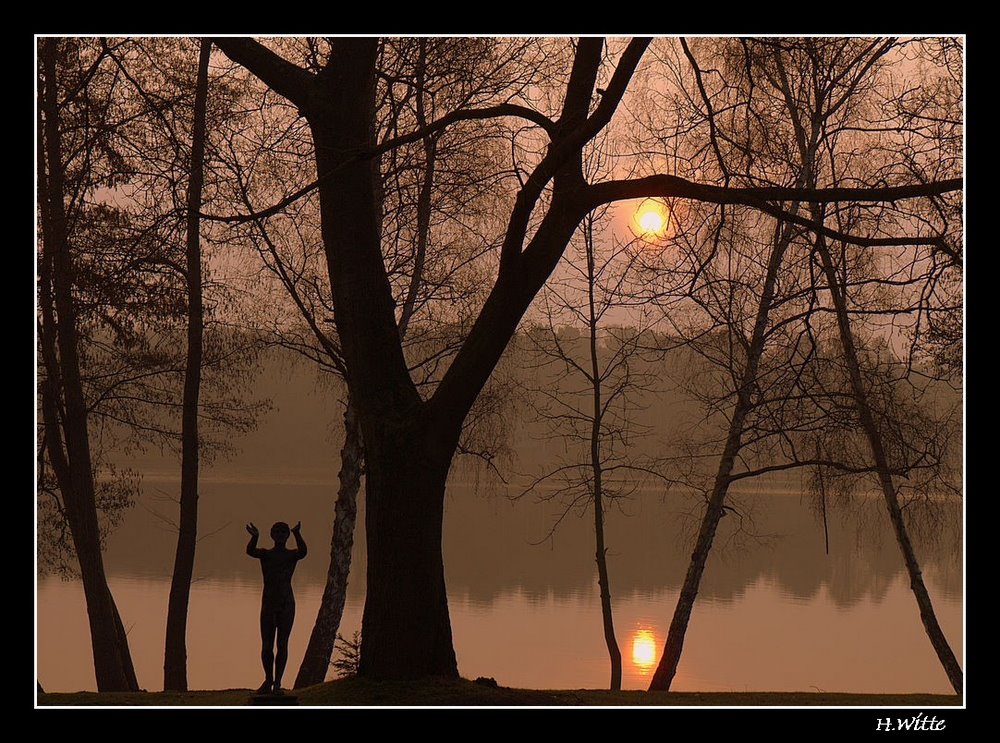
[593,483,621,690]
[648,217,797,692]
[812,225,963,695]
[164,38,211,692]
[397,38,436,340]
[586,219,621,690]
[294,400,364,688]
[38,38,139,692]
[816,441,831,555]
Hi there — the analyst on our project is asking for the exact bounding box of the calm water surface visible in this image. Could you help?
[36,476,961,694]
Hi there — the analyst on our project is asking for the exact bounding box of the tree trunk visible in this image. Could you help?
[594,482,622,690]
[304,40,458,679]
[294,400,364,688]
[209,37,620,681]
[164,38,211,692]
[38,37,139,693]
[356,413,458,679]
[812,226,963,695]
[586,219,621,691]
[648,217,796,691]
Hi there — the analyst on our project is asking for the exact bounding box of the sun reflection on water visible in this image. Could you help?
[631,629,658,673]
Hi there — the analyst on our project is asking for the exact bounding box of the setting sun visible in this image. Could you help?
[631,629,658,672]
[634,199,670,237]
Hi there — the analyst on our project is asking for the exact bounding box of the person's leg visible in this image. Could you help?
[258,609,277,693]
[273,603,295,693]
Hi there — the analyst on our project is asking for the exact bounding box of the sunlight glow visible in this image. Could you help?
[631,629,658,672]
[634,199,670,238]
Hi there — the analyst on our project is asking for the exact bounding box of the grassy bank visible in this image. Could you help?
[37,677,963,707]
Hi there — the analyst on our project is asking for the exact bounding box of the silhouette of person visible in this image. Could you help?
[246,520,307,695]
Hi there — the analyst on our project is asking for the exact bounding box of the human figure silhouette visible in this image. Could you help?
[246,520,307,695]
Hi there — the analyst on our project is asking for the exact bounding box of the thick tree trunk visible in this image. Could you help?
[308,40,458,679]
[648,217,796,692]
[210,37,621,680]
[813,228,963,695]
[164,39,211,692]
[356,414,459,679]
[294,401,364,688]
[38,38,139,693]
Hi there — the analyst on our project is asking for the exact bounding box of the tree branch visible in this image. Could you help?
[582,38,652,138]
[586,174,962,207]
[680,38,729,183]
[211,37,315,107]
[585,174,963,250]
[201,103,556,224]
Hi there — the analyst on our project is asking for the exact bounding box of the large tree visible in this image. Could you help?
[212,38,521,686]
[209,36,960,679]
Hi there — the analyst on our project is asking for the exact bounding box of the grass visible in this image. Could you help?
[37,677,963,707]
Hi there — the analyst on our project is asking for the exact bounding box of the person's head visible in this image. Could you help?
[270,521,290,544]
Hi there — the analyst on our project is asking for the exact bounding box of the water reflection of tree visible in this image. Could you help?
[95,347,961,609]
[101,474,961,608]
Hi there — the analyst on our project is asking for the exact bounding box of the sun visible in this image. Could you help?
[633,199,670,238]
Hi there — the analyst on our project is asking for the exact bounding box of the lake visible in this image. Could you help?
[36,474,962,694]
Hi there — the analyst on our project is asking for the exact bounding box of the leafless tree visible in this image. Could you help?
[626,38,962,693]
[162,38,211,692]
[518,191,665,689]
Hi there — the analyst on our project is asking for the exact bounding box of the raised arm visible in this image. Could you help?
[245,522,265,558]
[291,521,307,560]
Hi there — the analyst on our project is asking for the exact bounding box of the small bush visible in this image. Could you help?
[332,630,361,679]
